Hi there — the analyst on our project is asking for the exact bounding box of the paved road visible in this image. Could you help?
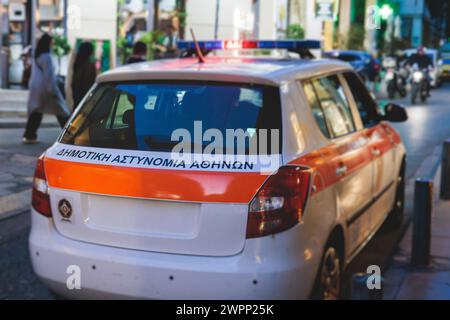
[383,82,450,178]
[0,83,449,299]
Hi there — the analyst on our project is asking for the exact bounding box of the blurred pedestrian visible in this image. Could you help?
[20,46,32,89]
[71,41,97,108]
[155,25,179,59]
[125,41,147,65]
[162,25,178,57]
[126,25,138,48]
[23,34,70,144]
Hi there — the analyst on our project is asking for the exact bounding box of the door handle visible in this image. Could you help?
[336,165,347,177]
[371,148,381,156]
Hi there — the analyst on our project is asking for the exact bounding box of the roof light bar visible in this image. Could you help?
[178,40,321,51]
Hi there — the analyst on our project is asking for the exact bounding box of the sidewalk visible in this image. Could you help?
[0,89,58,128]
[383,168,450,300]
[0,89,28,114]
[0,128,60,220]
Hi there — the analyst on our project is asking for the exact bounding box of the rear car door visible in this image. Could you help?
[342,72,397,232]
[306,74,373,254]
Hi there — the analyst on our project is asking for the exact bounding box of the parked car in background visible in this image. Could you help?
[323,50,381,82]
[438,42,450,82]
[403,48,441,87]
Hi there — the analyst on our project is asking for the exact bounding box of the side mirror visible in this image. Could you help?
[384,103,408,122]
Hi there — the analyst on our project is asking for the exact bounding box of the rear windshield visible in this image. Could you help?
[60,82,282,155]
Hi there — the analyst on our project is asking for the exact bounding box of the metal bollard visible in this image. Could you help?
[411,178,433,266]
[0,48,9,89]
[350,273,383,300]
[441,139,450,200]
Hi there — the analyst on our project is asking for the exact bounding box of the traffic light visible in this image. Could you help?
[379,4,394,20]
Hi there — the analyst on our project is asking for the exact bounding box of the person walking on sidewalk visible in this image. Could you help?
[23,33,70,144]
[71,41,97,109]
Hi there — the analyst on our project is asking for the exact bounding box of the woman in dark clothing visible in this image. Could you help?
[71,41,96,109]
[23,34,70,144]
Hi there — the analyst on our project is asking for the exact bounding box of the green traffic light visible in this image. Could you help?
[380,4,393,20]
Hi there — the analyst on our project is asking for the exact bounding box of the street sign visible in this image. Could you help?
[315,0,336,20]
[8,3,25,22]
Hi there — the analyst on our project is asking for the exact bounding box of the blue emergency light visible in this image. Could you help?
[177,39,321,51]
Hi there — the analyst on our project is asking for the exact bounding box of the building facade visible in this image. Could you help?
[398,0,425,47]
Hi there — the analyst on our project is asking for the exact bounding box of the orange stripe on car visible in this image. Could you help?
[44,157,268,203]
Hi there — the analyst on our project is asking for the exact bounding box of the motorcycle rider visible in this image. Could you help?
[406,45,433,96]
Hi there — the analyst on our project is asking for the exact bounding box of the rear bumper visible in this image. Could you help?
[29,209,318,300]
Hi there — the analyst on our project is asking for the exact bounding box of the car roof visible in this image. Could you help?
[97,56,352,87]
[404,48,437,55]
[325,50,369,56]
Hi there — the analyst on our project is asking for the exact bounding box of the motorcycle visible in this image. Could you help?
[410,65,430,104]
[385,67,407,99]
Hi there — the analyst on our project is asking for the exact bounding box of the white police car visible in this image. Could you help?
[29,40,407,299]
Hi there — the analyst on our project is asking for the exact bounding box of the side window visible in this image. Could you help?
[312,75,356,137]
[343,72,380,127]
[104,93,135,129]
[113,94,135,128]
[302,81,330,138]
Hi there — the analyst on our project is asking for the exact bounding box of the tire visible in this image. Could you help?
[420,86,427,103]
[411,84,418,104]
[310,236,343,300]
[399,88,407,98]
[386,160,405,229]
[387,82,395,99]
[420,81,429,103]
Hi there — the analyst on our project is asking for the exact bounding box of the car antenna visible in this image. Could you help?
[190,28,206,64]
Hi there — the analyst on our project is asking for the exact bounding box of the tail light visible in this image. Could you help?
[32,155,52,217]
[246,166,311,238]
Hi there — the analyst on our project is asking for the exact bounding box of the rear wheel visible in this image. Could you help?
[310,236,343,300]
[386,160,405,228]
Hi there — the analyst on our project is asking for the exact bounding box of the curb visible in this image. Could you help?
[342,145,442,299]
[0,122,59,129]
[381,145,443,299]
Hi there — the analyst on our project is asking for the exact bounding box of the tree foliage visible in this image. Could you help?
[286,24,305,40]
[52,35,71,58]
[346,24,365,50]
